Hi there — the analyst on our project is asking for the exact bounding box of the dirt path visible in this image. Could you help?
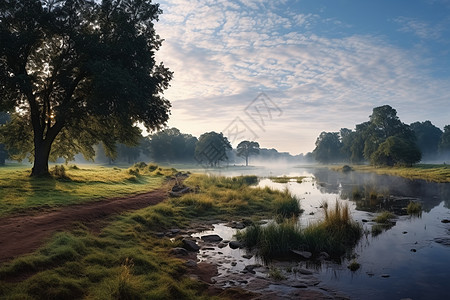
[0,183,171,263]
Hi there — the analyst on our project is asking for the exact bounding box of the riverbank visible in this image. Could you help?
[331,164,450,183]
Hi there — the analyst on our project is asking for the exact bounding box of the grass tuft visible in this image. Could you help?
[406,201,422,215]
[373,211,395,224]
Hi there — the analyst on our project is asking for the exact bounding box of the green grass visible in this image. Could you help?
[236,201,362,261]
[406,201,422,215]
[0,164,173,217]
[170,174,299,219]
[332,164,450,183]
[0,171,302,299]
[0,201,212,299]
[269,176,306,183]
[373,211,396,224]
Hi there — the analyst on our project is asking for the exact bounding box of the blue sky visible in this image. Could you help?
[153,0,450,155]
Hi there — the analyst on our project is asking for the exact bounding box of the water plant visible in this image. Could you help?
[347,260,360,271]
[406,201,422,215]
[373,211,396,224]
[236,201,362,261]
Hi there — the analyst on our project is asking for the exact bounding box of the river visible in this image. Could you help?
[191,165,450,300]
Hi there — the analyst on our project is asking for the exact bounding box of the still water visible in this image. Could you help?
[196,166,450,300]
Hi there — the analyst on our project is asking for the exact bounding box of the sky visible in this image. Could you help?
[152,0,450,155]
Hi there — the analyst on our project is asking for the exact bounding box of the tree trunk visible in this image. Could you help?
[245,155,248,166]
[31,141,51,177]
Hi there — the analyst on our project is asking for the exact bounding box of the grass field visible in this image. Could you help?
[0,167,302,299]
[0,164,172,217]
[332,164,450,182]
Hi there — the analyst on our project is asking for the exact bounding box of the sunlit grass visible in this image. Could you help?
[269,176,306,183]
[171,174,299,219]
[236,201,362,261]
[0,202,210,299]
[0,164,168,217]
[406,201,422,216]
[332,164,450,183]
[373,211,396,224]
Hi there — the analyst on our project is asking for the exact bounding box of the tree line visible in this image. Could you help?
[313,105,450,166]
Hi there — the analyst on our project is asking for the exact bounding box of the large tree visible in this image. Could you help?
[0,112,10,165]
[195,132,231,167]
[146,127,198,163]
[0,0,172,176]
[313,131,342,164]
[236,140,259,166]
[440,125,450,158]
[410,121,442,160]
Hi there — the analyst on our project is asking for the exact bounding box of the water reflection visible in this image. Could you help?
[197,166,450,300]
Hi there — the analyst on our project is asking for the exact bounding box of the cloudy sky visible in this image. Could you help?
[153,0,450,155]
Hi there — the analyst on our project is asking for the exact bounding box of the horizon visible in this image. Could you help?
[152,0,450,155]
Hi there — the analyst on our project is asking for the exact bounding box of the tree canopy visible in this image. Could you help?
[313,105,423,166]
[236,140,260,166]
[195,132,231,167]
[410,121,442,160]
[0,0,172,176]
[145,127,197,163]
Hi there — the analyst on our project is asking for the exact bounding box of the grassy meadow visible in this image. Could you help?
[0,164,176,217]
[332,164,450,182]
[0,165,303,299]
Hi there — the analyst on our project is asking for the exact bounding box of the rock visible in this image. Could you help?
[202,247,215,250]
[441,219,450,223]
[218,242,227,248]
[402,231,408,234]
[242,254,253,259]
[170,228,180,234]
[381,274,390,278]
[201,234,223,243]
[362,219,369,223]
[170,247,189,256]
[243,264,261,274]
[319,252,330,260]
[291,250,312,259]
[231,261,237,266]
[309,212,314,215]
[182,239,200,252]
[410,248,417,252]
[292,283,308,288]
[296,268,313,275]
[185,260,197,267]
[229,241,243,249]
[155,232,165,238]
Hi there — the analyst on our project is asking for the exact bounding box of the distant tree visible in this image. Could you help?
[195,132,231,167]
[410,121,443,160]
[440,125,450,158]
[0,112,10,165]
[0,0,172,176]
[236,141,260,166]
[146,128,197,163]
[313,132,342,164]
[371,136,421,166]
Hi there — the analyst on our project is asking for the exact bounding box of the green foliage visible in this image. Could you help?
[347,260,361,272]
[371,136,421,166]
[236,140,260,166]
[236,201,362,261]
[145,128,198,163]
[274,189,302,218]
[313,105,423,167]
[440,125,450,157]
[411,121,443,160]
[406,201,422,215]
[194,132,232,167]
[268,267,286,281]
[313,131,342,163]
[373,211,396,224]
[0,0,172,176]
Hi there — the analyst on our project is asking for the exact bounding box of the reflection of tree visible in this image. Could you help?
[312,168,450,213]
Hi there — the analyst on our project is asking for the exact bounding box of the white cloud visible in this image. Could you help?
[155,0,450,154]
